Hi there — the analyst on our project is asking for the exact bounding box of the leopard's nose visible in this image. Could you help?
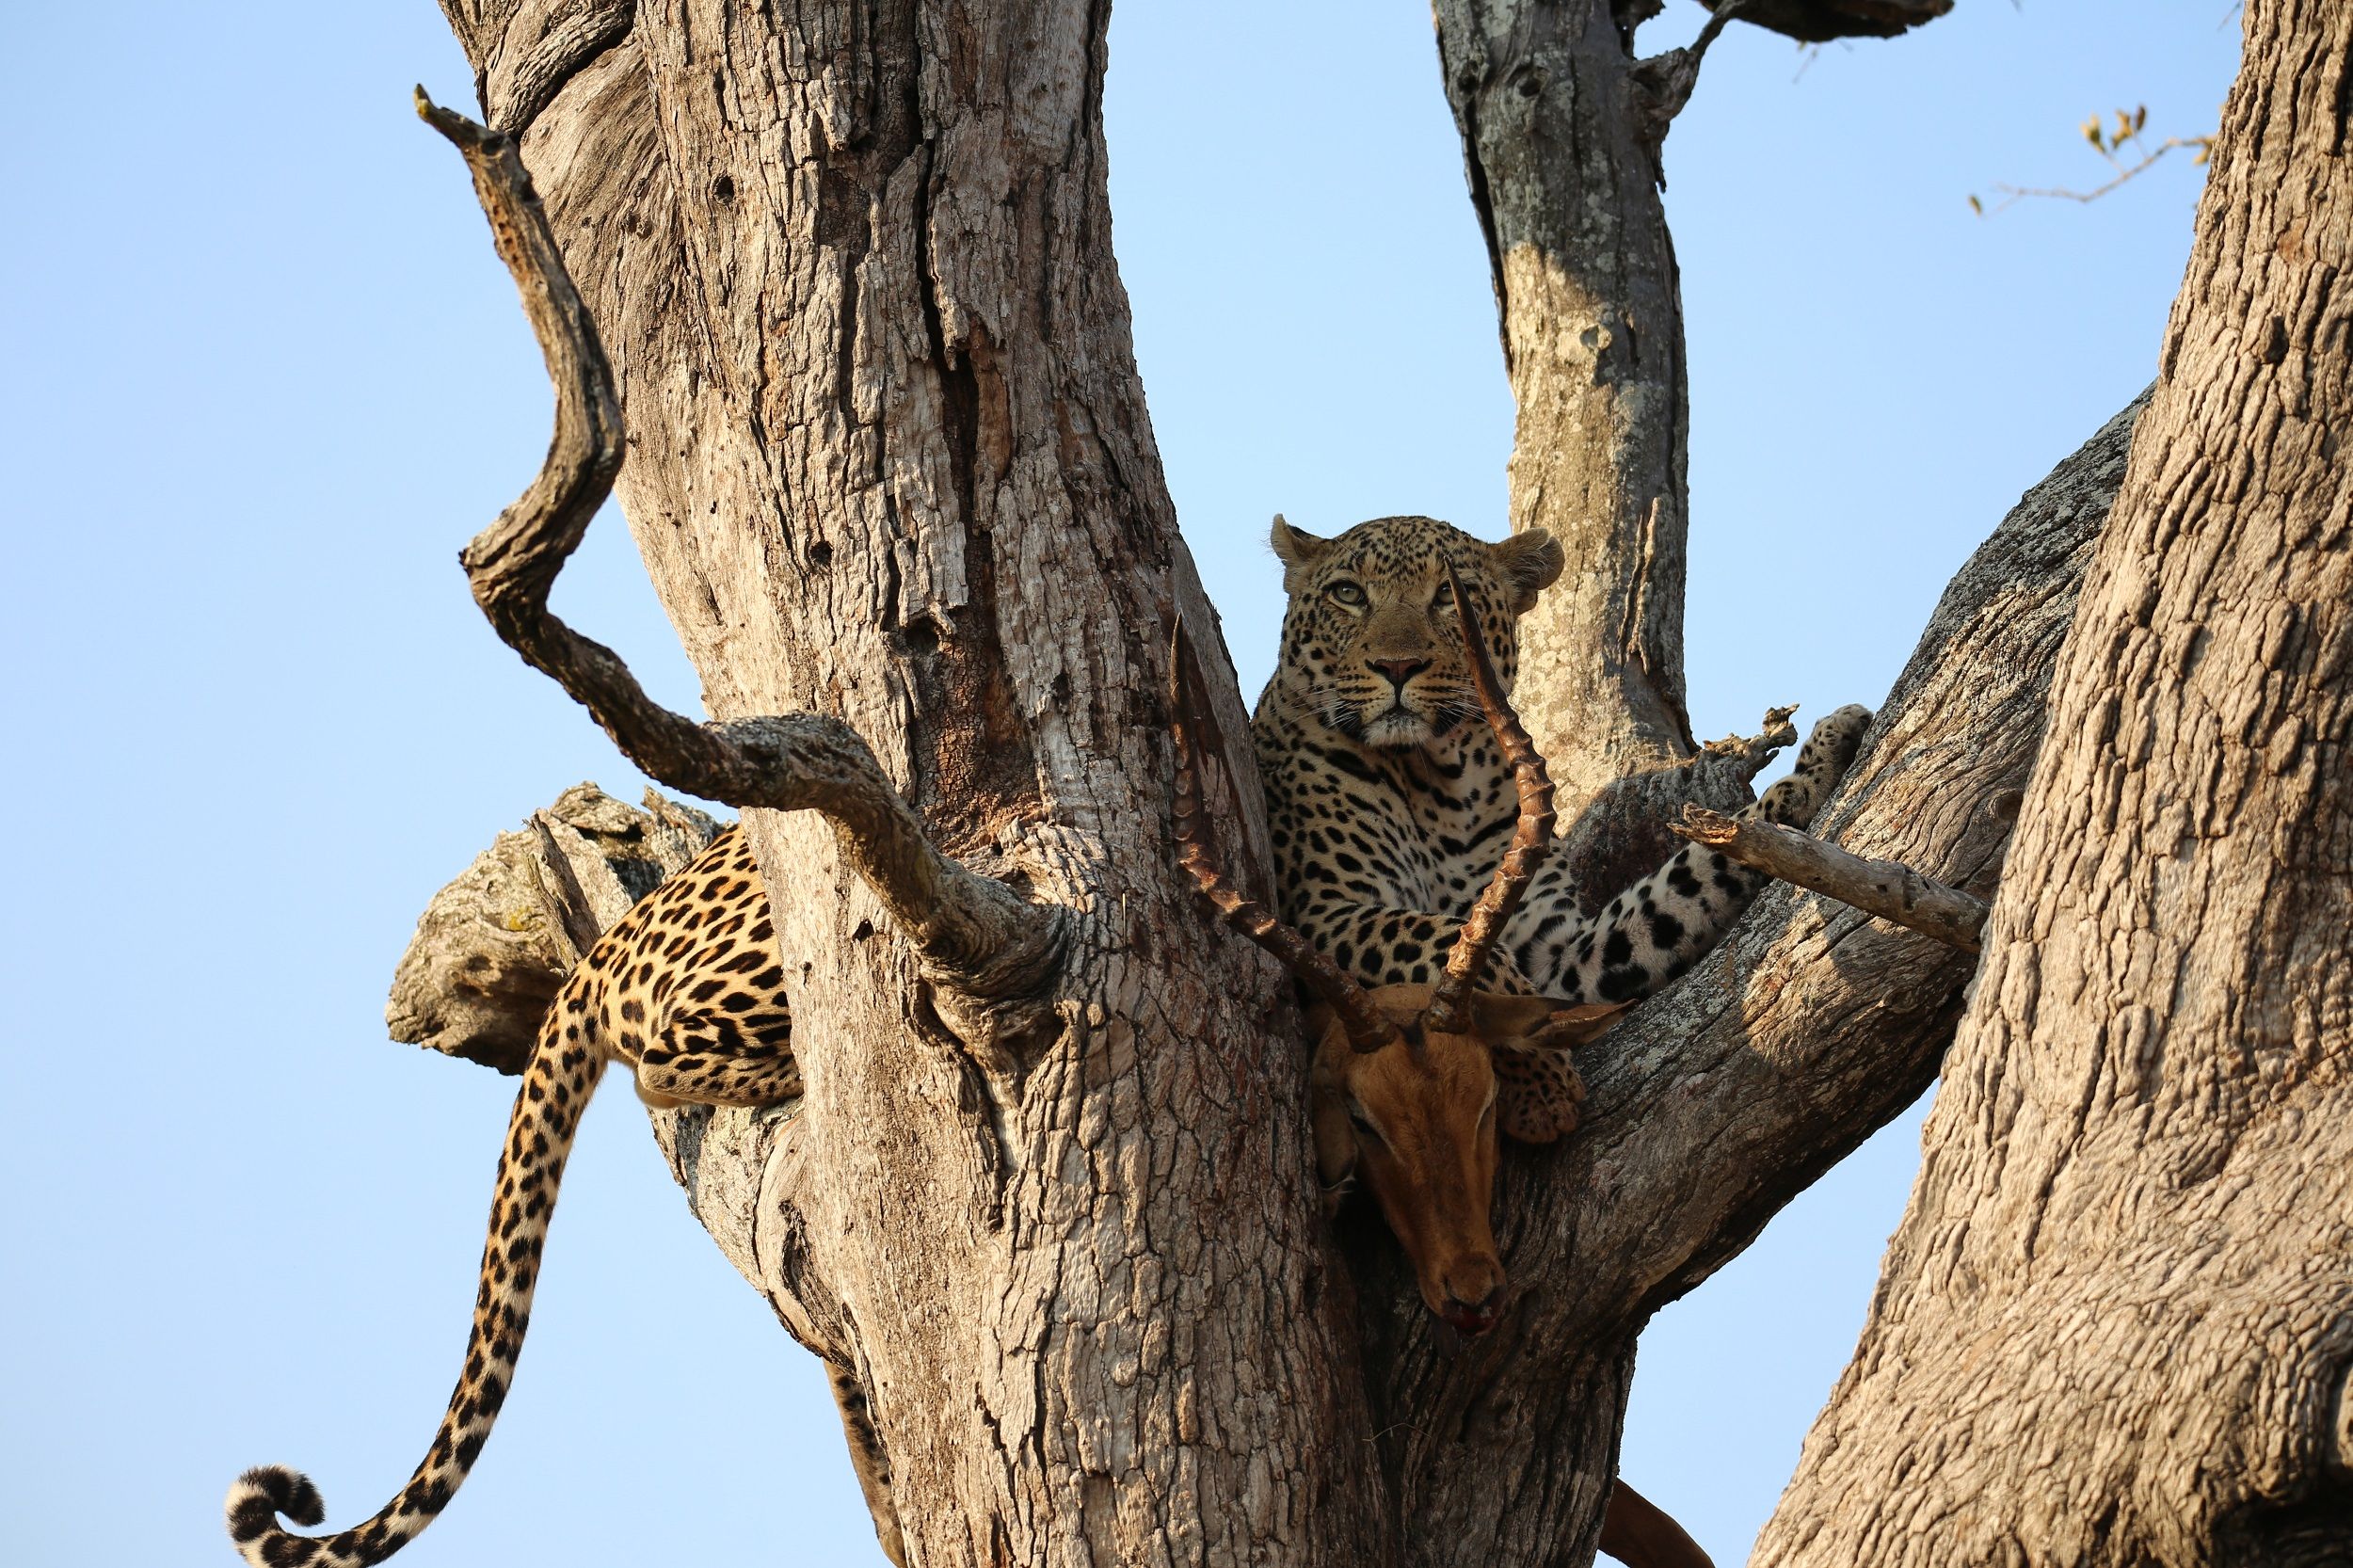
[1369,657,1431,690]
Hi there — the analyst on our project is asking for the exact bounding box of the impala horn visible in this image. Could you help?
[1422,560,1557,1034]
[1167,619,1401,1052]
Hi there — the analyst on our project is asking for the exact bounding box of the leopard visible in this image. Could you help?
[1253,513,1871,1138]
[220,828,922,1568]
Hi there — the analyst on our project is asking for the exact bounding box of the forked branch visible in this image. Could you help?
[1672,805,1989,952]
[415,90,1062,994]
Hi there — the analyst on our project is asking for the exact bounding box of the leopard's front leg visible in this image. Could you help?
[1512,705,1872,1004]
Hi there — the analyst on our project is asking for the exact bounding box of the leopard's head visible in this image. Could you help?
[1268,514,1564,750]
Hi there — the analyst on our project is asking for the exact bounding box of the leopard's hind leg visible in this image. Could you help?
[631,1004,801,1110]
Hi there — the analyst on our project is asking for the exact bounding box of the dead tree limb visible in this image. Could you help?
[415,90,1062,998]
[1629,0,1756,142]
[385,784,722,1074]
[1694,0,1951,43]
[1671,804,1990,952]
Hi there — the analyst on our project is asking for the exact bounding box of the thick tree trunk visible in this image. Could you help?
[1433,0,1696,797]
[437,4,1388,1564]
[1756,4,2353,1563]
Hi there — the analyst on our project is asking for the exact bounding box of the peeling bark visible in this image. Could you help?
[1758,4,2353,1562]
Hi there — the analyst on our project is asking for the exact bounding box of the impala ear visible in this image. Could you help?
[1475,994,1619,1144]
[1306,1048,1358,1216]
[1467,993,1625,1048]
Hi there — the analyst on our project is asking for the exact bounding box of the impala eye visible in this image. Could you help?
[1327,581,1368,608]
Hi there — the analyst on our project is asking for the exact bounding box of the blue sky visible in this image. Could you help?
[0,4,2240,1565]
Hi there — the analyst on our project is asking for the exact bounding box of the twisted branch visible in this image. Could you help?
[415,89,1062,995]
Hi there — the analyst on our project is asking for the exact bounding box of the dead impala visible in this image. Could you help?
[1167,568,1712,1568]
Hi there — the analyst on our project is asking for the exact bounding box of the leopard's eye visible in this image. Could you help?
[1326,581,1368,608]
[1432,580,1456,610]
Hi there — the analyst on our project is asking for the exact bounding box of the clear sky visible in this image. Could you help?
[0,4,2240,1565]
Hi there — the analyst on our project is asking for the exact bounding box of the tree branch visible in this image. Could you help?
[413,89,1064,998]
[1672,804,1990,952]
[1629,0,1755,144]
[1575,395,2147,1298]
[1692,0,1951,45]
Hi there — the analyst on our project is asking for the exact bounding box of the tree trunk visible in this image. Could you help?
[1755,4,2353,1563]
[1433,0,1696,798]
[437,3,1388,1563]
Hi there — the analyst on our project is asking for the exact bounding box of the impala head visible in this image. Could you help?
[1170,568,1615,1336]
[1266,514,1564,750]
[1305,986,1617,1333]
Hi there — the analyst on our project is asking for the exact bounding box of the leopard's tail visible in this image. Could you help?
[225,1001,605,1568]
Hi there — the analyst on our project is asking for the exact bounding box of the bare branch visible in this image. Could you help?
[1692,0,1951,44]
[413,90,1064,996]
[1974,137,2214,216]
[1673,804,1990,952]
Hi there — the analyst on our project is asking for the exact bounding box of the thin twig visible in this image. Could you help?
[1974,136,2212,216]
[1671,806,1989,952]
[415,88,1063,996]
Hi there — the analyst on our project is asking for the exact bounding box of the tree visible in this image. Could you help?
[1755,3,2353,1560]
[379,1,2345,1564]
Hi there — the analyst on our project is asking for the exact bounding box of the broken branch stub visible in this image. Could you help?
[1672,804,1991,952]
[387,784,723,1073]
[413,89,1063,1000]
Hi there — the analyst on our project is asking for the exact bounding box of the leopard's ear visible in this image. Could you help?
[1271,513,1335,589]
[1491,1039,1585,1144]
[1488,530,1565,613]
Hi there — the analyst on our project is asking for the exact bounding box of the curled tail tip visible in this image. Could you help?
[229,1466,326,1536]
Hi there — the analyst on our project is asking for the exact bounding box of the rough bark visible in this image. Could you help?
[402,2,2183,1566]
[434,4,1388,1565]
[1756,5,2353,1563]
[386,783,721,1074]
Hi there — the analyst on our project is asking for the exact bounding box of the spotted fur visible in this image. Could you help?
[1254,514,1870,1136]
[226,829,808,1568]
